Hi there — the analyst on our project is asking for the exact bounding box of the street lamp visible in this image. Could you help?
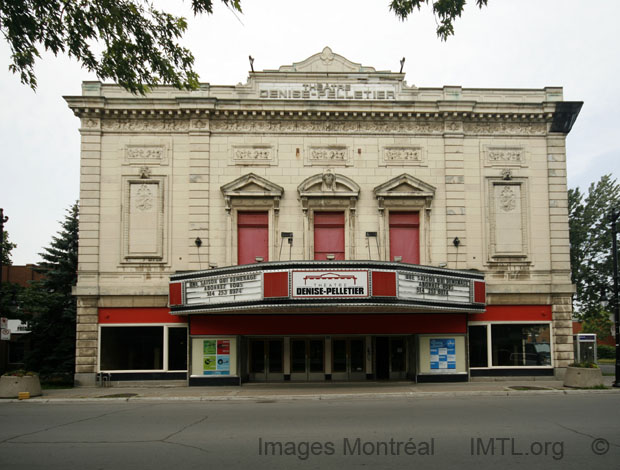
[609,208,620,388]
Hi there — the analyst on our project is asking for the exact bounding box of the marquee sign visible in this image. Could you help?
[291,270,369,298]
[170,261,486,314]
[398,272,472,304]
[184,271,262,306]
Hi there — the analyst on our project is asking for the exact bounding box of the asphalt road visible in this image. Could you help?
[1,394,619,470]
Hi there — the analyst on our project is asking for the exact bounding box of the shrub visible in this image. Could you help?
[569,362,599,368]
[2,369,38,377]
[597,344,615,359]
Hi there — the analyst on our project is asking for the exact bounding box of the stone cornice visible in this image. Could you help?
[65,98,580,136]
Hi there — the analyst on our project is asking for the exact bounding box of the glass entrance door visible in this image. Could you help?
[332,338,366,381]
[248,339,284,381]
[290,338,325,381]
[374,336,408,380]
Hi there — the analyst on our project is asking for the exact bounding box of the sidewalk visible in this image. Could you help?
[7,375,618,403]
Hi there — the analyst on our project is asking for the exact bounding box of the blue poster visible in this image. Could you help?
[430,338,456,371]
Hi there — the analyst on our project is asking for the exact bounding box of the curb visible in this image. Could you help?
[3,387,620,404]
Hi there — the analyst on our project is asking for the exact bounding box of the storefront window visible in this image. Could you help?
[491,324,551,367]
[100,326,188,371]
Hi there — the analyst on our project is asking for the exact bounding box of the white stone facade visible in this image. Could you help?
[66,48,579,385]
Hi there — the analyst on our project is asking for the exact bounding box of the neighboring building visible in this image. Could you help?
[0,265,42,373]
[65,48,581,386]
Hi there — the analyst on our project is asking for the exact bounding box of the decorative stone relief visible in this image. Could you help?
[305,146,350,166]
[381,146,425,166]
[122,178,166,262]
[138,166,152,179]
[482,145,527,168]
[124,144,169,166]
[487,180,528,259]
[82,118,100,129]
[135,184,154,211]
[499,186,516,212]
[231,145,276,166]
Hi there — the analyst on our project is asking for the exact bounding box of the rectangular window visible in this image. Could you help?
[100,326,188,371]
[389,212,420,264]
[237,212,269,265]
[314,212,345,260]
[491,324,551,367]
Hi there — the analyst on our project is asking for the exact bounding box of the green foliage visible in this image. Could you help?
[581,309,613,341]
[0,0,242,94]
[21,203,79,377]
[1,230,17,265]
[569,361,599,369]
[389,0,488,40]
[597,344,615,359]
[569,174,620,319]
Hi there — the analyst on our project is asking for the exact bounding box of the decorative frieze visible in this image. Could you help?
[94,115,547,136]
[465,122,545,136]
[210,119,444,135]
[103,119,188,132]
[231,145,276,166]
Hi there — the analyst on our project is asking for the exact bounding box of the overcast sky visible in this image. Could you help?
[1,0,618,265]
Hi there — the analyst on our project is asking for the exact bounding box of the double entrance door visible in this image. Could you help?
[249,339,284,382]
[290,338,325,381]
[331,338,366,381]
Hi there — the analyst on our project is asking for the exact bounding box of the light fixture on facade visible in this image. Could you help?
[365,232,379,260]
[326,254,335,260]
[453,237,461,247]
[279,232,294,260]
[393,256,403,262]
[255,257,264,263]
[209,262,218,269]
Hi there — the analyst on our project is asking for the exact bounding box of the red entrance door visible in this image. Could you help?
[237,212,268,265]
[389,212,420,264]
[314,212,345,260]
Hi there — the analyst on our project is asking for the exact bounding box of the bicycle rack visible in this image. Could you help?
[96,372,111,387]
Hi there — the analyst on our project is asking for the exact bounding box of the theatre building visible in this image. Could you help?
[65,48,581,386]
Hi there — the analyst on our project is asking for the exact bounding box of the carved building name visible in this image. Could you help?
[258,83,397,100]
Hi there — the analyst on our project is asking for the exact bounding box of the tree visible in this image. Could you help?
[390,0,489,40]
[569,174,620,322]
[1,0,241,94]
[2,0,484,94]
[1,230,16,266]
[581,307,613,341]
[21,203,78,379]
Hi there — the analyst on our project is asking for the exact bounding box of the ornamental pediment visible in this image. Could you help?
[374,174,436,199]
[297,171,360,199]
[221,173,284,212]
[276,47,377,74]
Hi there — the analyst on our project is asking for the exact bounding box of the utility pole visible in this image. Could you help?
[0,208,8,316]
[609,208,620,388]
